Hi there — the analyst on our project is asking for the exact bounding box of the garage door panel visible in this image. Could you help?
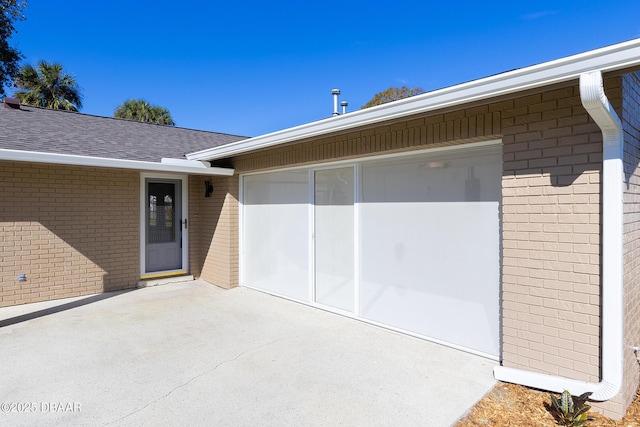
[243,170,310,301]
[359,149,501,356]
[359,202,500,355]
[241,143,502,357]
[360,284,500,355]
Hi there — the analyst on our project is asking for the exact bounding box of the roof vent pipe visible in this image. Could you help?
[341,100,348,115]
[331,89,341,116]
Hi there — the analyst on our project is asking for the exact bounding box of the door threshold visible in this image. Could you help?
[137,273,193,288]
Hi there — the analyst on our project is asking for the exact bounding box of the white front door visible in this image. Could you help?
[145,178,183,273]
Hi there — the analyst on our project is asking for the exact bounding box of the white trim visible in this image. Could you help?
[237,174,245,287]
[494,71,624,401]
[139,173,189,277]
[308,169,315,303]
[187,39,640,162]
[0,148,234,176]
[353,163,361,316]
[160,158,214,169]
[180,176,189,278]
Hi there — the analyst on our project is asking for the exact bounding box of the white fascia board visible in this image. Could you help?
[0,149,235,176]
[187,38,640,162]
[160,158,213,168]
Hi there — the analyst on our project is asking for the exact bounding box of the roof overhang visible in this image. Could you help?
[187,38,640,162]
[0,149,235,176]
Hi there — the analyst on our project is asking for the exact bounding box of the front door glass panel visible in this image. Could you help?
[148,183,175,244]
[146,180,182,272]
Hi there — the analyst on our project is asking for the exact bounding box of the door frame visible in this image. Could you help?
[139,172,189,278]
[310,165,357,313]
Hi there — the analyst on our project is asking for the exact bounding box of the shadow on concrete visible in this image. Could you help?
[0,289,137,328]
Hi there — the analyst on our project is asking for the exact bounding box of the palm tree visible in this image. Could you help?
[13,61,83,111]
[114,99,175,126]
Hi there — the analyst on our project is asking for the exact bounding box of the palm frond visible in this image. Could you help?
[12,61,82,111]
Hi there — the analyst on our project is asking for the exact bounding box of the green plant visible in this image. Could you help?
[549,390,593,426]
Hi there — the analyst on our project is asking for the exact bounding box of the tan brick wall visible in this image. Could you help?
[0,162,139,307]
[501,82,605,384]
[234,106,502,173]
[617,71,640,416]
[188,175,238,289]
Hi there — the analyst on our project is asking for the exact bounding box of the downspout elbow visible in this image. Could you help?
[494,70,624,401]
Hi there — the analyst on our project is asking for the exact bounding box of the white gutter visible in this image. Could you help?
[494,70,624,401]
[0,149,235,176]
[187,38,640,162]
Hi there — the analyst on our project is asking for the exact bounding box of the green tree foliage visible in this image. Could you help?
[361,85,425,109]
[114,99,175,126]
[14,60,83,111]
[0,0,27,97]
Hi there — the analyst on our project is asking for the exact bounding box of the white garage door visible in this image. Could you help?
[241,142,501,357]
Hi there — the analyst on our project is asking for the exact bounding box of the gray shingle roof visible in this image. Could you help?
[0,102,247,162]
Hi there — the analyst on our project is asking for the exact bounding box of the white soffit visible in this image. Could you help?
[0,149,235,176]
[187,38,640,162]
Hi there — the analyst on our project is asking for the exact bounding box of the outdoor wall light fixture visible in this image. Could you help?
[204,181,213,197]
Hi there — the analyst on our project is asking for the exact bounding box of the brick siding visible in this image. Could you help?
[233,107,502,173]
[0,162,139,307]
[188,175,238,289]
[501,83,605,384]
[617,71,640,416]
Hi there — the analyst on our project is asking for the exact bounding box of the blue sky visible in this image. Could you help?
[7,1,640,137]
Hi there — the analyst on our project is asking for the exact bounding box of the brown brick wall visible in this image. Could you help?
[188,175,238,289]
[0,162,139,307]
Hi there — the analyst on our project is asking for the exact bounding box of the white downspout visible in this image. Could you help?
[494,70,624,401]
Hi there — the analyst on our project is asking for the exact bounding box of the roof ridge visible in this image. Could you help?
[0,100,249,138]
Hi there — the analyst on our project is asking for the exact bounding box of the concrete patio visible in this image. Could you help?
[0,280,496,426]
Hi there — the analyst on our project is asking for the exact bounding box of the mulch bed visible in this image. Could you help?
[455,382,640,426]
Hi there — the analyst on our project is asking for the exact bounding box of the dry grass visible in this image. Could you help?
[455,382,640,426]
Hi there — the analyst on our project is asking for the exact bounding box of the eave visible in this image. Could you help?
[0,149,235,176]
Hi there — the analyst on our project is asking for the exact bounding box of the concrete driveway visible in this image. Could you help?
[0,280,496,426]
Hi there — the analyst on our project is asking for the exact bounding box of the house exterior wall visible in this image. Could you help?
[215,77,635,418]
[189,175,238,289]
[0,162,139,307]
[233,107,502,174]
[619,71,640,415]
[501,84,605,382]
